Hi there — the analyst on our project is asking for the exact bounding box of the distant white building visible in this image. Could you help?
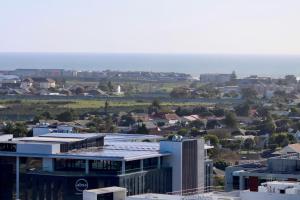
[21,77,56,89]
[200,73,232,84]
[217,86,241,98]
[33,123,74,136]
[38,78,56,89]
[115,85,124,95]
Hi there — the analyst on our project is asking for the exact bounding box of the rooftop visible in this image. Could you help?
[0,133,170,161]
[84,186,126,195]
[12,133,105,144]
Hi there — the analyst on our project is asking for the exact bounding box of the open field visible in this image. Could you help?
[0,99,213,108]
[0,99,216,121]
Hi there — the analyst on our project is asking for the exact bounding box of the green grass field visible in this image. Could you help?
[0,99,212,109]
[0,98,214,121]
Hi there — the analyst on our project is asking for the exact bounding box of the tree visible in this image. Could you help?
[269,133,292,148]
[225,140,242,151]
[243,138,255,151]
[104,116,116,132]
[107,81,114,92]
[74,86,85,95]
[3,122,28,138]
[148,99,161,114]
[192,107,213,117]
[32,115,40,124]
[287,134,296,144]
[170,87,190,98]
[190,128,205,137]
[206,120,221,129]
[57,110,75,122]
[104,100,110,115]
[204,134,219,146]
[204,134,220,158]
[212,108,225,117]
[157,121,165,127]
[40,111,52,120]
[230,71,237,82]
[214,160,230,170]
[223,112,238,128]
[3,122,14,135]
[120,114,136,126]
[235,103,250,117]
[175,107,192,116]
[136,123,149,134]
[241,87,258,100]
[14,122,29,137]
[86,117,106,132]
[260,114,276,134]
[190,120,205,129]
[177,128,189,136]
[151,99,161,109]
[256,106,270,118]
[98,82,109,92]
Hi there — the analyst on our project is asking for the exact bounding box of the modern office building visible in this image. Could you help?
[225,153,300,192]
[0,133,213,200]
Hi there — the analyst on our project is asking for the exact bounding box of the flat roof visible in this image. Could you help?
[0,134,170,161]
[40,133,105,139]
[128,193,182,200]
[9,133,105,144]
[105,133,162,142]
[85,186,126,194]
[63,141,168,161]
[13,137,82,143]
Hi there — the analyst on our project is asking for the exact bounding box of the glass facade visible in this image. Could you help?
[0,156,172,200]
[60,137,104,153]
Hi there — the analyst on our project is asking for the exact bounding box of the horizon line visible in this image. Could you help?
[1,51,300,57]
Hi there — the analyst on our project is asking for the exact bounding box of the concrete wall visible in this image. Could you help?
[113,191,127,200]
[225,166,245,192]
[17,143,60,154]
[83,188,126,200]
[160,140,182,192]
[160,139,207,193]
[82,191,96,200]
[268,158,300,173]
[33,127,51,136]
[197,139,205,190]
[57,125,73,133]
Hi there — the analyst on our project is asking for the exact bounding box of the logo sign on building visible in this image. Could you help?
[75,179,89,193]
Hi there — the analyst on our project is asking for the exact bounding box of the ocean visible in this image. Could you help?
[0,53,300,77]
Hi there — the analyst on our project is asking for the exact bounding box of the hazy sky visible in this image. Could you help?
[1,0,300,54]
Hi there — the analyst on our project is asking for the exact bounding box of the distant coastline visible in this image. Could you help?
[1,52,300,78]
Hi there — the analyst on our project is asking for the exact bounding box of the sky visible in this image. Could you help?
[1,0,300,54]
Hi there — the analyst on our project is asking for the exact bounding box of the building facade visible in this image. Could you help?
[225,153,300,192]
[0,133,212,200]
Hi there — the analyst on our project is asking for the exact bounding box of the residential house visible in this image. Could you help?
[153,113,180,125]
[31,78,56,89]
[20,78,34,89]
[132,113,150,122]
[277,143,300,154]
